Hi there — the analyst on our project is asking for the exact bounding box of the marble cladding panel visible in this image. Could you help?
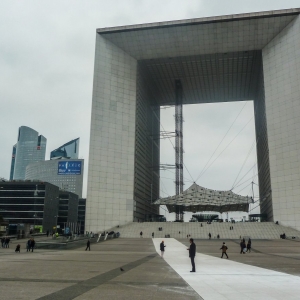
[263,15,300,230]
[86,34,137,232]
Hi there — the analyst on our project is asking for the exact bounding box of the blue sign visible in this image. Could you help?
[58,161,81,175]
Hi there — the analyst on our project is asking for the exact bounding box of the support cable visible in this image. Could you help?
[194,101,248,183]
[196,116,254,181]
[231,139,256,189]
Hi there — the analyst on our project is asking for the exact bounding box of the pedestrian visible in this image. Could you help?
[30,238,35,252]
[140,231,143,238]
[208,233,211,240]
[1,237,4,248]
[26,239,31,252]
[5,237,10,248]
[201,223,203,227]
[240,240,246,254]
[152,232,154,238]
[160,240,166,257]
[46,230,49,237]
[187,238,196,272]
[217,234,220,239]
[220,242,229,259]
[15,244,21,253]
[85,239,90,251]
[246,241,251,253]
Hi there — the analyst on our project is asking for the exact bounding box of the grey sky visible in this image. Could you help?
[1,0,299,221]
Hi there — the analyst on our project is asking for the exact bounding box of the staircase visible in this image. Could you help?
[109,222,300,239]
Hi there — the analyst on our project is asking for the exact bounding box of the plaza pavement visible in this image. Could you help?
[0,237,299,299]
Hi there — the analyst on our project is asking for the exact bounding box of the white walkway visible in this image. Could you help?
[152,238,300,300]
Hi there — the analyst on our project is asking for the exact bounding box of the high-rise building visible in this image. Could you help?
[25,159,84,197]
[50,138,79,159]
[9,144,16,180]
[12,126,47,180]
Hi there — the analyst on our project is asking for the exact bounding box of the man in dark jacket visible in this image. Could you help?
[30,238,35,252]
[187,238,196,272]
[160,240,166,257]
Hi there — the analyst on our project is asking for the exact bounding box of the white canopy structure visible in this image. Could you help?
[154,183,253,213]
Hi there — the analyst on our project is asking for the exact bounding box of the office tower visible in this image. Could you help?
[25,159,84,197]
[12,126,47,180]
[9,144,16,180]
[50,138,80,159]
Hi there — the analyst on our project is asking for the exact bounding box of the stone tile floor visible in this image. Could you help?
[0,238,200,300]
[0,237,299,299]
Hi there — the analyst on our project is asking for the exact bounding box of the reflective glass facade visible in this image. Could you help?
[50,138,79,159]
[13,126,47,180]
[9,144,16,180]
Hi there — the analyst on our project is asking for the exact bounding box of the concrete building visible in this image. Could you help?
[0,181,80,234]
[11,126,47,180]
[87,8,300,231]
[0,181,59,232]
[25,159,84,197]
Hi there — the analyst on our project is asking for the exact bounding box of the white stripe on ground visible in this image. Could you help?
[152,238,300,300]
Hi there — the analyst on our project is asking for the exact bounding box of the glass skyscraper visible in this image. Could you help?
[9,144,17,180]
[11,126,47,180]
[50,138,79,159]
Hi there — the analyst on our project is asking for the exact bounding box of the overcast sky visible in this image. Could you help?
[1,0,299,221]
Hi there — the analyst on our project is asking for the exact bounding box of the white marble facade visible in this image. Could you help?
[86,34,137,232]
[87,9,300,232]
[263,15,300,230]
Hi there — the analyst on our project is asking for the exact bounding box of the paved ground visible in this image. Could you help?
[154,238,300,300]
[0,238,299,299]
[179,238,300,276]
[0,238,200,300]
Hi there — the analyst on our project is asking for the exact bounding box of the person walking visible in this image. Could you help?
[152,232,154,238]
[140,231,143,238]
[85,239,91,251]
[240,240,246,254]
[160,240,166,258]
[220,242,229,259]
[26,239,31,252]
[15,244,21,253]
[30,238,35,252]
[246,241,251,253]
[5,237,10,248]
[240,239,243,254]
[208,233,211,240]
[187,238,196,272]
[46,230,49,237]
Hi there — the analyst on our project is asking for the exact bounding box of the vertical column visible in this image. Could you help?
[175,80,184,221]
[86,34,137,232]
[262,15,300,230]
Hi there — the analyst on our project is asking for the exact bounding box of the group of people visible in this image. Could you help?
[159,238,197,272]
[26,238,35,252]
[240,238,251,254]
[1,236,10,248]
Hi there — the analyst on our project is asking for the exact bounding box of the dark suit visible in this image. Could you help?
[189,242,196,272]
